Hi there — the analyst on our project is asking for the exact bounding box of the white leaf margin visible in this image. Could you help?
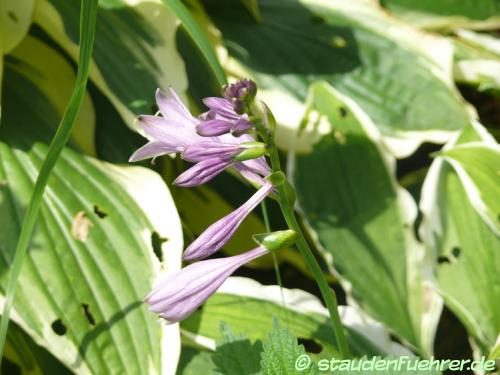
[418,121,498,360]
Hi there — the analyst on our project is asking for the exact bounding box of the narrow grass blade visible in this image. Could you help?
[0,0,98,364]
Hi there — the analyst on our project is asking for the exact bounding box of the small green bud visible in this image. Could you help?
[233,146,268,161]
[240,141,266,149]
[253,230,298,251]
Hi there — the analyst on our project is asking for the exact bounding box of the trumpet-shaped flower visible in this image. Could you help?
[145,246,268,323]
[183,181,274,260]
[129,86,269,186]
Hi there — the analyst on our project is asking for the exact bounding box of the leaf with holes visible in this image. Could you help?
[289,82,442,356]
[419,122,500,355]
[181,277,414,360]
[3,321,72,375]
[0,44,183,373]
[195,0,470,156]
[33,0,189,129]
[439,142,500,235]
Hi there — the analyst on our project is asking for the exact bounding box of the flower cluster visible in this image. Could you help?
[130,80,294,323]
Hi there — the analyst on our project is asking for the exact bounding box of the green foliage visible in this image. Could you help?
[0,0,499,372]
[420,123,500,355]
[260,318,318,375]
[196,0,470,148]
[291,82,441,356]
[181,277,402,359]
[212,322,262,375]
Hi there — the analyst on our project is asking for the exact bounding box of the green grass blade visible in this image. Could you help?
[0,0,98,364]
[162,0,227,86]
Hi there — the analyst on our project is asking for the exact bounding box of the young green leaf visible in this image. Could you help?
[260,318,318,375]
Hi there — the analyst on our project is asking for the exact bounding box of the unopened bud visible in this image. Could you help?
[253,230,298,251]
[233,146,268,161]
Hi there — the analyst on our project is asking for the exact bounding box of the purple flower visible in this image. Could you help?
[183,181,274,260]
[173,157,234,187]
[145,246,268,323]
[129,86,270,186]
[196,96,253,137]
[182,141,243,162]
[223,79,257,114]
[129,88,202,162]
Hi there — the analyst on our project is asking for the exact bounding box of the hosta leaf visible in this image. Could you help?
[380,0,500,31]
[181,277,414,359]
[290,82,441,355]
[161,0,225,86]
[0,53,183,373]
[453,30,500,93]
[3,321,72,375]
[0,0,35,53]
[489,336,500,360]
[33,0,189,128]
[419,122,500,355]
[196,0,470,155]
[6,35,96,155]
[440,143,500,234]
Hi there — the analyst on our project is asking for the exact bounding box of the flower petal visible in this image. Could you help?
[137,115,198,147]
[145,246,268,322]
[173,158,233,187]
[156,87,197,127]
[230,117,253,136]
[129,141,178,162]
[182,142,241,162]
[196,119,234,137]
[202,97,238,120]
[183,182,273,260]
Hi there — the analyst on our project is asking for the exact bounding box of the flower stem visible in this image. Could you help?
[260,200,286,310]
[266,134,350,359]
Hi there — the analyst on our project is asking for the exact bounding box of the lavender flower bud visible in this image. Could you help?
[182,142,242,162]
[183,181,274,260]
[231,117,254,136]
[223,79,257,114]
[173,157,233,187]
[197,95,254,137]
[145,246,269,323]
[196,119,234,137]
